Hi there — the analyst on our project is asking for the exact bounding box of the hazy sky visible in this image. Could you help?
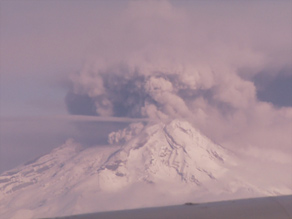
[0,0,291,173]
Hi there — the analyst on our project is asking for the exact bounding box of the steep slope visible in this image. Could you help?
[97,120,231,191]
[0,120,287,218]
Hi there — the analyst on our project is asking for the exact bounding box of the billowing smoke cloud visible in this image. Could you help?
[69,64,194,121]
[108,122,144,144]
[66,1,292,153]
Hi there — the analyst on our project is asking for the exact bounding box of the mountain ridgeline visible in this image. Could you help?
[0,120,288,218]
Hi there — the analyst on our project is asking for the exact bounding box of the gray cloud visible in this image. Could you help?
[65,92,97,116]
[2,0,291,173]
[253,69,292,107]
[65,0,292,154]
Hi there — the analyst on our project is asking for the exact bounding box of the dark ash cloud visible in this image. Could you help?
[63,0,292,154]
[65,92,97,116]
[253,69,292,107]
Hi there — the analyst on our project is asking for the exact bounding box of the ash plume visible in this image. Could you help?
[65,0,292,153]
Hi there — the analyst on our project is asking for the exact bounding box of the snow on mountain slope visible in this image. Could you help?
[0,120,290,218]
[0,140,120,218]
[98,120,230,191]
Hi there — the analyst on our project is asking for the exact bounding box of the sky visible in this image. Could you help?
[0,0,291,173]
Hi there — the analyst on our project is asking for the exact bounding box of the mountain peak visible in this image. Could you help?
[0,119,279,218]
[97,119,230,192]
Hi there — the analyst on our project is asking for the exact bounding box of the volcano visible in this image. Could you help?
[0,120,285,218]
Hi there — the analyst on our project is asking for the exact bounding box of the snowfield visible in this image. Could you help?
[0,120,291,218]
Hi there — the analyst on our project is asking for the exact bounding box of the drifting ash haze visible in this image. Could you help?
[1,0,292,218]
[1,120,291,218]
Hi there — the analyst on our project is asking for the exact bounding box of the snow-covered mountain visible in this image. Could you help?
[0,120,289,218]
